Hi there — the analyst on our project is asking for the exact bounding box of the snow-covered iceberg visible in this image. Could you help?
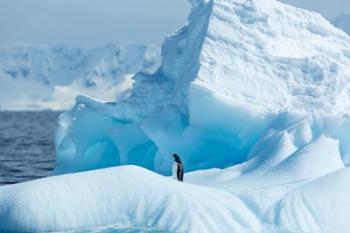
[55,0,350,174]
[0,166,262,232]
[2,0,350,232]
[1,162,349,232]
[0,43,160,110]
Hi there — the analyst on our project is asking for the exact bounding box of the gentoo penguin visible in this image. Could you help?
[172,153,184,182]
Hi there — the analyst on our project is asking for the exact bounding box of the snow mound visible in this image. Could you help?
[56,0,350,174]
[0,166,260,233]
[0,43,160,110]
[1,162,349,232]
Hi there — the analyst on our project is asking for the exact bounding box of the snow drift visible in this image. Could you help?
[0,166,261,232]
[1,0,350,232]
[0,43,160,110]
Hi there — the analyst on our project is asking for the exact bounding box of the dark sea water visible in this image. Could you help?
[0,111,61,185]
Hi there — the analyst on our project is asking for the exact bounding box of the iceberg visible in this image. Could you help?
[55,0,350,174]
[1,0,350,232]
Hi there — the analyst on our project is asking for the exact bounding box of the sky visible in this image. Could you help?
[0,0,190,46]
[280,0,350,19]
[0,0,349,46]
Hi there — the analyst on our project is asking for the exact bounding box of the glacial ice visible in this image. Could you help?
[55,0,350,174]
[0,43,160,110]
[1,0,350,232]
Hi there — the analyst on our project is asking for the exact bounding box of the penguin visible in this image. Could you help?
[172,153,184,182]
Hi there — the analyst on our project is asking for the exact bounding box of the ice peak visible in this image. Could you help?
[119,0,350,118]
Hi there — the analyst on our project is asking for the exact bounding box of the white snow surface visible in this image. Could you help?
[0,43,160,110]
[0,152,348,232]
[2,0,350,232]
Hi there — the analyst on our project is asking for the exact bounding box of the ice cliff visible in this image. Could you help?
[0,43,160,110]
[55,0,350,174]
[1,0,350,232]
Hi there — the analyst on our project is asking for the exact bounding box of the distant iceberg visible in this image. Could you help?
[0,43,160,110]
[2,0,350,232]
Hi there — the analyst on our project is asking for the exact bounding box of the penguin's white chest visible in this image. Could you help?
[172,162,178,180]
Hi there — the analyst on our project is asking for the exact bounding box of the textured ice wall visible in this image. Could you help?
[55,0,350,175]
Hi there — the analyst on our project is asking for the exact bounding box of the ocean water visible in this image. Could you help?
[0,111,61,185]
[0,111,173,232]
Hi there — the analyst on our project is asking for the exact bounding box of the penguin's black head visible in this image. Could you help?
[173,153,180,162]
